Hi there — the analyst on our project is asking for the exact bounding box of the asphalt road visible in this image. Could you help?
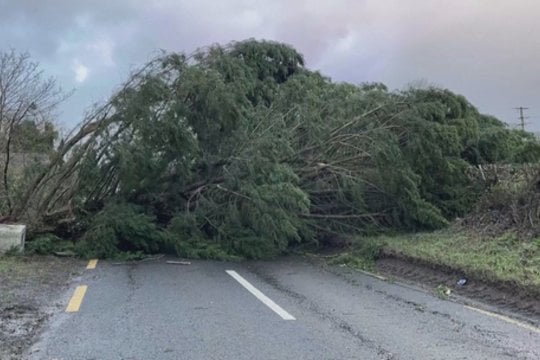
[27,257,540,360]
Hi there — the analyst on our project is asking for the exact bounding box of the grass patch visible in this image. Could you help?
[350,229,540,291]
[329,239,382,271]
[0,254,83,304]
[434,284,452,300]
[0,254,82,280]
[0,255,44,304]
[0,255,31,277]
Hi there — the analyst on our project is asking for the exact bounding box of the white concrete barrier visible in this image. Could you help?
[0,224,26,253]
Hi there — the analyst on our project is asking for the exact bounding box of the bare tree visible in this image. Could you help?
[0,49,66,215]
[4,57,158,228]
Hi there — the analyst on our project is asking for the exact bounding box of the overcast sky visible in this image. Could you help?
[1,0,539,131]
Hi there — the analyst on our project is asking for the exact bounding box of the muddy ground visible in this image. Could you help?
[0,255,83,360]
[375,256,540,324]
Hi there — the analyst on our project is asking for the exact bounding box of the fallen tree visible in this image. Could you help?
[3,40,540,258]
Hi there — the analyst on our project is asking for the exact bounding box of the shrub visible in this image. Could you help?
[75,203,165,258]
[26,233,73,255]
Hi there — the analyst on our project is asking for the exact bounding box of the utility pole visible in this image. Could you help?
[514,106,529,130]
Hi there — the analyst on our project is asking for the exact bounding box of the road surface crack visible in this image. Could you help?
[247,265,397,359]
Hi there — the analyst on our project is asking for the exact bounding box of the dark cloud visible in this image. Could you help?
[1,0,539,130]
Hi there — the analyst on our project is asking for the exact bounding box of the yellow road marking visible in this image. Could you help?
[66,285,88,313]
[465,305,540,334]
[86,259,98,270]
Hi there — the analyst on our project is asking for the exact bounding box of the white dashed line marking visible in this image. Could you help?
[226,270,296,320]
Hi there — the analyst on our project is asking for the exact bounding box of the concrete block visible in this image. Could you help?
[0,224,26,253]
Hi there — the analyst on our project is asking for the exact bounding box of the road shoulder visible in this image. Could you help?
[0,255,83,360]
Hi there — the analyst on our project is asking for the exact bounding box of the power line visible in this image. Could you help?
[513,106,530,130]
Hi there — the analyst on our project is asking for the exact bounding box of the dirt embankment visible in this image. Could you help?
[375,253,540,323]
[0,256,83,360]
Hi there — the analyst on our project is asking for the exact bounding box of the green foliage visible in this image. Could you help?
[11,120,57,153]
[330,239,382,271]
[217,162,311,258]
[26,233,71,255]
[68,39,540,259]
[164,213,235,260]
[229,39,304,83]
[435,285,452,300]
[75,203,165,258]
